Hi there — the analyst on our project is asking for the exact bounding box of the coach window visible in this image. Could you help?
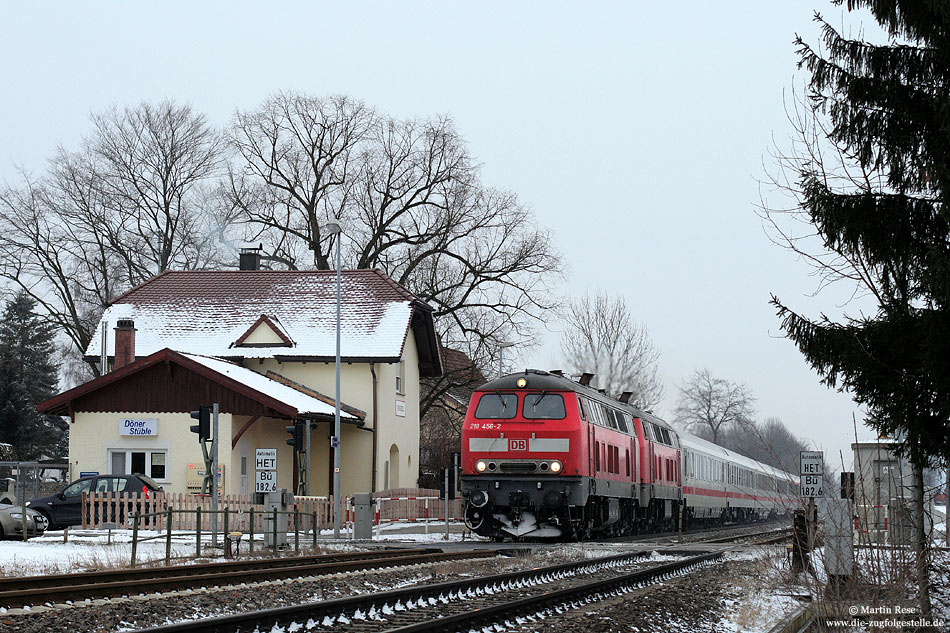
[523,393,566,419]
[474,393,518,419]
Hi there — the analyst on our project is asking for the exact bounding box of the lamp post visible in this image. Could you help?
[497,341,514,378]
[326,219,343,538]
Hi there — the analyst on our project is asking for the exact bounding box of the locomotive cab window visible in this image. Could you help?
[474,393,518,419]
[523,393,566,419]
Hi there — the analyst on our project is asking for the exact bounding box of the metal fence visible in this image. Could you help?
[0,461,69,505]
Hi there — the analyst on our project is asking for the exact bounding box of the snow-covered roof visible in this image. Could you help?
[180,353,360,420]
[39,347,366,420]
[86,270,425,362]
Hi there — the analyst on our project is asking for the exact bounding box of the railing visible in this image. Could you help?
[74,487,466,567]
[80,488,461,531]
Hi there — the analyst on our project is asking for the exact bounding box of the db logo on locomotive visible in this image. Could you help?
[510,439,528,451]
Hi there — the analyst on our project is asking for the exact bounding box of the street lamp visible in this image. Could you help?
[326,219,343,539]
[497,341,515,378]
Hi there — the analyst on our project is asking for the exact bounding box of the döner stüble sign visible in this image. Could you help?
[119,418,158,436]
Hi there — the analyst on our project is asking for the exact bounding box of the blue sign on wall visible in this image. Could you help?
[79,471,99,477]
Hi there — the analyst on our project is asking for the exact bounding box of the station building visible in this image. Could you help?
[38,264,442,498]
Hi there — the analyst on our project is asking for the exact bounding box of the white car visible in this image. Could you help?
[0,503,48,539]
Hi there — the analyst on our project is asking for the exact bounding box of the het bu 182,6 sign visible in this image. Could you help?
[799,451,823,498]
[255,448,278,493]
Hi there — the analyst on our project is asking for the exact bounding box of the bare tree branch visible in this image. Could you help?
[559,290,664,410]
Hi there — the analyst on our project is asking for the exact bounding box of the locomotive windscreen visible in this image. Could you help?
[523,393,566,419]
[474,393,518,419]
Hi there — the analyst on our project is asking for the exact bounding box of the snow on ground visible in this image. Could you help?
[714,549,802,633]
[0,530,203,575]
[0,522,478,576]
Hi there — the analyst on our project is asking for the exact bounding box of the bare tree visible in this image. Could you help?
[559,291,663,410]
[225,92,374,269]
[719,416,806,475]
[0,101,226,380]
[675,368,755,445]
[227,92,563,412]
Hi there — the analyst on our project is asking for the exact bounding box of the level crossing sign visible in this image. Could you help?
[799,450,823,498]
[255,448,278,493]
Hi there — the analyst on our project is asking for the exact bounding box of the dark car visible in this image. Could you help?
[27,474,163,529]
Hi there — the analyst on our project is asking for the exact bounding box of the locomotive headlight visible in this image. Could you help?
[516,377,527,388]
[475,460,488,473]
[549,460,563,474]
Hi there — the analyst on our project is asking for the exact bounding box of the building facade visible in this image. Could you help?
[39,268,442,498]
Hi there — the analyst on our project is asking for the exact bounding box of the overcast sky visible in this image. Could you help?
[2,2,883,469]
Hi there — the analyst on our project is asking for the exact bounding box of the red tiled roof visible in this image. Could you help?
[111,269,417,306]
[85,269,440,369]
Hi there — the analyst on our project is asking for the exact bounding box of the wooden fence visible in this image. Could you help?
[80,488,461,531]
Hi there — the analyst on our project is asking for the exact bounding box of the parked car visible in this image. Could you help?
[27,474,163,529]
[0,503,48,539]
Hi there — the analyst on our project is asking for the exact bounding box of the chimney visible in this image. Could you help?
[239,244,262,271]
[114,319,136,370]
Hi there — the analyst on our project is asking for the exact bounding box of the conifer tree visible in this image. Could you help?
[769,1,950,614]
[0,293,65,460]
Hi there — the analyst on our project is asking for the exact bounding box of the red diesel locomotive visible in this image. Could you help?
[461,370,799,540]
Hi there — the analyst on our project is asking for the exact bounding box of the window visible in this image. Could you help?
[151,452,166,479]
[617,412,630,434]
[62,479,93,498]
[396,360,405,394]
[474,393,518,419]
[625,449,630,477]
[577,396,586,420]
[523,393,566,419]
[110,449,168,480]
[595,441,601,471]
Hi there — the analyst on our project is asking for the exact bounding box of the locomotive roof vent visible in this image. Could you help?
[549,369,563,376]
[619,391,633,404]
[579,372,595,386]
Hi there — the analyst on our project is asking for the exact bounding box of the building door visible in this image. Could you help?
[239,453,249,496]
[389,444,400,489]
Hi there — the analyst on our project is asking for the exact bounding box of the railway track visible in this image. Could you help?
[0,548,495,609]
[134,531,790,633]
[605,519,790,545]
